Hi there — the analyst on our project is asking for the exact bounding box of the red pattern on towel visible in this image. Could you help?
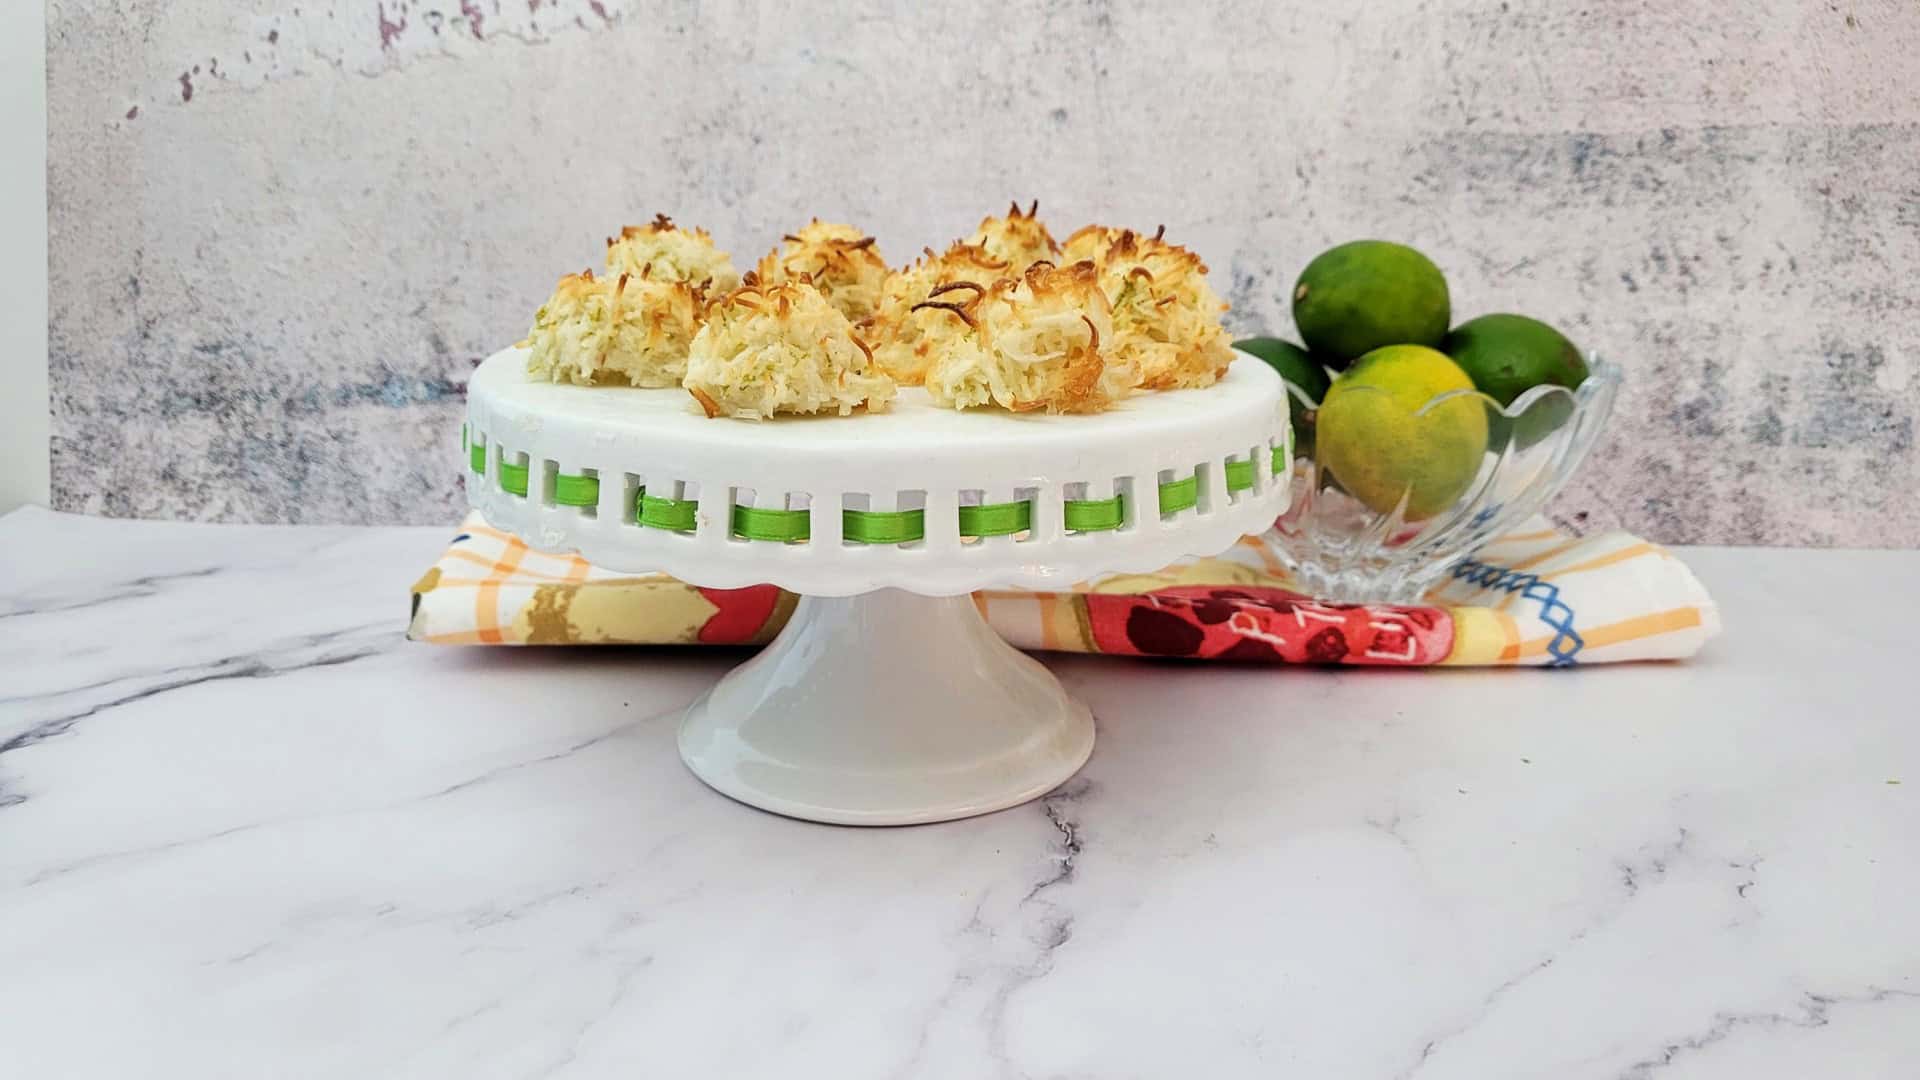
[1085,586,1452,665]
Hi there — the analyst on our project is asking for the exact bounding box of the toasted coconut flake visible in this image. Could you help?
[1062,224,1127,264]
[910,299,977,328]
[965,202,1062,276]
[689,385,722,418]
[929,280,986,299]
[949,245,1010,272]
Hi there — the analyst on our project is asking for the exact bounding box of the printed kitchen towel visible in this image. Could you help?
[409,514,1717,666]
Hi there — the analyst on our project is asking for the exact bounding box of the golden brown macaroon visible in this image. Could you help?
[521,268,704,387]
[872,274,996,389]
[965,200,1062,276]
[754,220,890,323]
[863,241,1019,384]
[683,275,896,419]
[863,251,943,385]
[924,260,1129,414]
[605,213,742,293]
[1093,228,1236,390]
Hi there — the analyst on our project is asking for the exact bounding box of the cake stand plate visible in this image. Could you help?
[466,348,1291,824]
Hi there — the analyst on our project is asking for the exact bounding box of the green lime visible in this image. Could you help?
[1292,241,1451,366]
[1317,344,1488,520]
[1234,336,1330,455]
[1443,313,1588,448]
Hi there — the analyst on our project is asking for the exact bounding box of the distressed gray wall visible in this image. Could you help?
[47,0,1920,545]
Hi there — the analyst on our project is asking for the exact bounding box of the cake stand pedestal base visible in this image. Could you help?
[677,588,1095,826]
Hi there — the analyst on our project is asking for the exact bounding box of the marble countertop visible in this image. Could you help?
[2,506,1915,1079]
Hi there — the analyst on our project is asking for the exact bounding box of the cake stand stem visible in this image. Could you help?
[676,588,1095,825]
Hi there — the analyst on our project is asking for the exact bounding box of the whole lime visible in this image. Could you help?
[1443,313,1588,448]
[1316,344,1489,520]
[1234,336,1330,455]
[1292,241,1451,366]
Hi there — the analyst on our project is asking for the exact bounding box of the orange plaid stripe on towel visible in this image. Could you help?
[409,515,1718,666]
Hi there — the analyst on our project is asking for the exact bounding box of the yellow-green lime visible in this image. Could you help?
[1317,344,1489,519]
[1234,336,1330,455]
[1443,313,1588,448]
[1292,241,1451,366]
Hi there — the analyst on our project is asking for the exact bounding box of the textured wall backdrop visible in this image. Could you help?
[47,1,1920,544]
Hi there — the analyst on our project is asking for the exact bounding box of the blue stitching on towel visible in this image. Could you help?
[1451,559,1585,666]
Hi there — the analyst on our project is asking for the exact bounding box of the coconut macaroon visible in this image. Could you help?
[861,203,1057,380]
[521,268,704,387]
[965,200,1061,275]
[754,220,890,323]
[1090,228,1236,390]
[605,214,742,293]
[863,251,945,384]
[683,277,897,419]
[871,273,995,387]
[924,260,1128,414]
[865,241,1019,384]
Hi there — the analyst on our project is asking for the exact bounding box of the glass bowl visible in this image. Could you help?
[1267,355,1621,604]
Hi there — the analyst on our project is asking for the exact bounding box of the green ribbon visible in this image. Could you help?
[1064,493,1125,533]
[552,473,599,508]
[474,444,1289,542]
[636,490,698,532]
[497,450,529,497]
[958,500,1031,537]
[844,508,926,544]
[732,504,811,542]
[1225,459,1255,493]
[1159,474,1199,513]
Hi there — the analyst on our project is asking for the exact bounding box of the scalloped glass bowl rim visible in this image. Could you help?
[1273,355,1622,418]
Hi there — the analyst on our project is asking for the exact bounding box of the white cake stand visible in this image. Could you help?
[465,347,1291,825]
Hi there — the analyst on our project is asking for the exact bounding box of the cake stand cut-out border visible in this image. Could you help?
[466,347,1292,824]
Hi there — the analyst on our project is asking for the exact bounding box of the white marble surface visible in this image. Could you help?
[2,506,1916,1079]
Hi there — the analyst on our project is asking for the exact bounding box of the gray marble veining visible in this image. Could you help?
[4,507,1919,1076]
[45,1,1920,544]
